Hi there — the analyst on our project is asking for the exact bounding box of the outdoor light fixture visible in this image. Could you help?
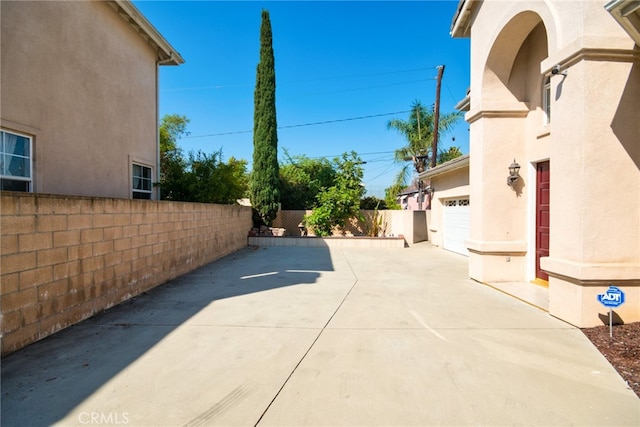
[425,186,435,196]
[551,64,568,77]
[507,159,521,186]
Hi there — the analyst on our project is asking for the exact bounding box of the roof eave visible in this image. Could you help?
[110,0,185,65]
[450,0,475,38]
[419,154,470,181]
[454,94,471,112]
[605,0,640,46]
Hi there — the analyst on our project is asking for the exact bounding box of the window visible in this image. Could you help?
[1,130,32,192]
[132,163,152,199]
[542,76,551,125]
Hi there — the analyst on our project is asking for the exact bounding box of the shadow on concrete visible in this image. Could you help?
[1,244,333,427]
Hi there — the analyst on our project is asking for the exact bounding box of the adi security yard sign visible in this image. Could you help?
[597,286,625,308]
[597,286,625,338]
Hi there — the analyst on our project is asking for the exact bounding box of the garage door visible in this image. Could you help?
[443,198,470,256]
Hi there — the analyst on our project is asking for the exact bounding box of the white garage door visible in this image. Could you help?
[443,198,470,256]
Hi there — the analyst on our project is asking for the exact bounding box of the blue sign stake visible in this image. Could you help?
[597,286,625,338]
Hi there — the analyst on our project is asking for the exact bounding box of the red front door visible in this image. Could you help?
[536,161,550,281]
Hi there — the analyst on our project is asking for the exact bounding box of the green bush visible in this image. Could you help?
[303,152,365,236]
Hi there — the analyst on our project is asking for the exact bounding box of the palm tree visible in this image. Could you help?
[387,100,461,188]
[438,146,464,164]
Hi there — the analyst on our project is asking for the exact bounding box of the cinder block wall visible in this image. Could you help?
[273,210,395,237]
[272,210,310,235]
[0,192,252,355]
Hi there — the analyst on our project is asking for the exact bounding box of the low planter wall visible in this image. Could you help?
[1,192,252,355]
[273,209,428,246]
[248,236,406,248]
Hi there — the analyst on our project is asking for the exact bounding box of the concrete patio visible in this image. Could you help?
[1,243,638,426]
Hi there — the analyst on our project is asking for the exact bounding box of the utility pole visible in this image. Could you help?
[431,65,445,168]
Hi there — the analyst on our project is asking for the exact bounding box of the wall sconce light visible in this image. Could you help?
[507,159,520,186]
[425,186,434,196]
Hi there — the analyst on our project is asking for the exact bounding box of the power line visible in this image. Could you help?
[302,151,395,161]
[368,162,399,182]
[365,160,397,173]
[161,66,437,92]
[279,111,409,130]
[363,156,393,163]
[296,66,437,83]
[162,83,251,92]
[182,111,411,139]
[359,150,396,156]
[296,78,432,97]
[183,129,252,138]
[163,77,434,99]
[443,81,461,105]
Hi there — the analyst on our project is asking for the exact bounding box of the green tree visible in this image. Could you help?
[387,100,461,188]
[304,152,365,236]
[279,152,336,210]
[383,182,404,210]
[181,151,248,204]
[159,114,189,201]
[250,9,280,226]
[160,114,189,154]
[159,114,248,203]
[360,196,387,210]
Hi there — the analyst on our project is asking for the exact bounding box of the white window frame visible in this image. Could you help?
[1,129,33,192]
[132,163,153,199]
[542,76,551,126]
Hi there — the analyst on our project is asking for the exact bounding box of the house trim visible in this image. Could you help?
[542,257,640,282]
[454,94,471,112]
[466,238,528,255]
[465,106,529,124]
[540,37,640,76]
[606,0,640,46]
[0,119,41,136]
[419,154,470,180]
[450,0,476,38]
[108,0,184,65]
[0,129,34,192]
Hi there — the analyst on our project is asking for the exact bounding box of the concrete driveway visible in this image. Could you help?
[2,243,638,426]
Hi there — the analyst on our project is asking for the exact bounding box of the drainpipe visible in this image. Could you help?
[155,52,175,200]
[155,59,161,200]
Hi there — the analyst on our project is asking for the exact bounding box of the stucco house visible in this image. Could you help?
[1,0,183,199]
[397,186,428,211]
[419,154,470,257]
[448,0,639,327]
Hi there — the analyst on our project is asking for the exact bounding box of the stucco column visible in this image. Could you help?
[466,108,529,283]
[542,51,640,326]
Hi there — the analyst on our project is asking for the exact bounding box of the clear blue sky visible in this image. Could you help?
[133,0,470,198]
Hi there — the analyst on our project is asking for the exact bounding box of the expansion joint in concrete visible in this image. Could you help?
[253,251,360,426]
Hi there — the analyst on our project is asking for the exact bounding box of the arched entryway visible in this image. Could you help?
[469,9,552,285]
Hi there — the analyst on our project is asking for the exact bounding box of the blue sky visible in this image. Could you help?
[133,1,470,198]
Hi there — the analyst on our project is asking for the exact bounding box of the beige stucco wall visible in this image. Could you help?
[387,210,428,246]
[428,166,470,250]
[543,54,640,327]
[1,1,159,199]
[459,0,640,326]
[273,210,428,245]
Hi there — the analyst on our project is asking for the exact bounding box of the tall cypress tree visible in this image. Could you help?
[250,10,280,226]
